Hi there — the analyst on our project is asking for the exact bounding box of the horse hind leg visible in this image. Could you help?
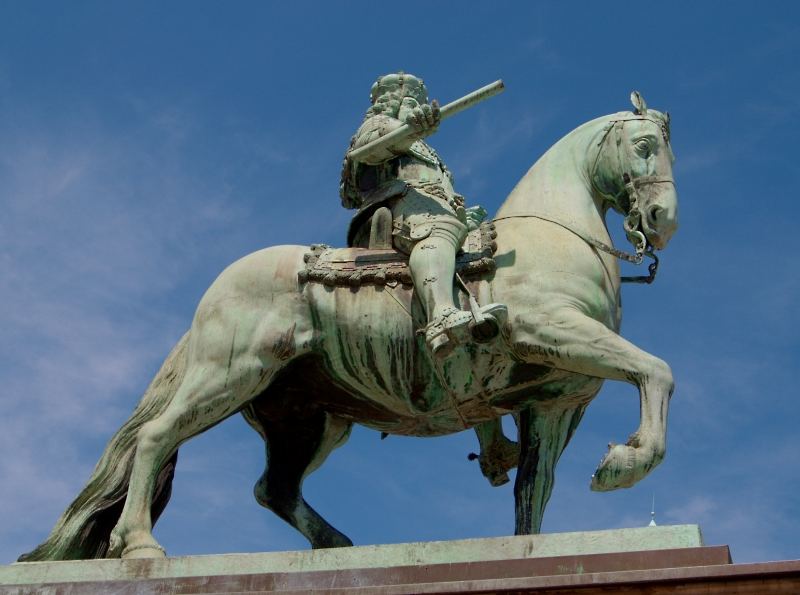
[243,405,353,549]
[108,352,279,559]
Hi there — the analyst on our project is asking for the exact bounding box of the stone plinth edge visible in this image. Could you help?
[8,525,796,594]
[3,524,704,585]
[4,548,800,594]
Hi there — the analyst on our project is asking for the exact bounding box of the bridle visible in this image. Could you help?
[494,112,673,285]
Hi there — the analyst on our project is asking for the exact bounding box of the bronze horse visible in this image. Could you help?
[21,92,678,561]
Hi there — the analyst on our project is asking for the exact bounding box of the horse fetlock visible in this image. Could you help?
[650,442,666,465]
[629,429,666,461]
[108,526,165,559]
[107,529,125,558]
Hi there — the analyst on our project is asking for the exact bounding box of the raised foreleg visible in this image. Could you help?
[511,308,674,492]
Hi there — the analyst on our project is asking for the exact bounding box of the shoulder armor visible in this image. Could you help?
[408,140,440,166]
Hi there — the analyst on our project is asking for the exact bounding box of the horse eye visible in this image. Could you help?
[635,140,651,155]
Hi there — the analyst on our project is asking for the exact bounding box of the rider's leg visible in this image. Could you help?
[409,232,459,321]
[409,225,473,357]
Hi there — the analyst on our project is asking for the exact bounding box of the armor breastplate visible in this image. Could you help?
[355,142,453,197]
[397,155,446,186]
[341,127,457,209]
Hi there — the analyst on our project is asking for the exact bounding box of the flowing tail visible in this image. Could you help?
[18,332,190,561]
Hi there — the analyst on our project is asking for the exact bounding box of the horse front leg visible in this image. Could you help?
[514,402,590,534]
[510,308,674,492]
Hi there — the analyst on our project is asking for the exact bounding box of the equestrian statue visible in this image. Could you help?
[19,73,679,561]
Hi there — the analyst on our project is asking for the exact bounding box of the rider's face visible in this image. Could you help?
[397,96,420,122]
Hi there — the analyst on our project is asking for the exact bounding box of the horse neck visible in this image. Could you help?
[496,118,610,242]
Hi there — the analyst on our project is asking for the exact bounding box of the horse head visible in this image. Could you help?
[591,91,678,252]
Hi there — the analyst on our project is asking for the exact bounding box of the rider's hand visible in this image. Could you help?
[404,100,441,134]
[465,205,488,230]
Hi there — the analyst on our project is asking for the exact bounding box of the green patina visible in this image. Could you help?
[18,82,679,562]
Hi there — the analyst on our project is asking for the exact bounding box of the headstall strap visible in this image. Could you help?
[612,116,673,278]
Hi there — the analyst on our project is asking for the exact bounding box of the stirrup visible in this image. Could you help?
[425,307,473,359]
[469,303,508,343]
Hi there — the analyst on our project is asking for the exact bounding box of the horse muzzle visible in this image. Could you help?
[637,182,678,250]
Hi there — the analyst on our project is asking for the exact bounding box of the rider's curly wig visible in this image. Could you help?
[365,91,404,119]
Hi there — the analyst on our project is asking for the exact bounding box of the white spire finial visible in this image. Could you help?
[648,493,657,527]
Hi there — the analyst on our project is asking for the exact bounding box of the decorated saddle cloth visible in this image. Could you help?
[299,222,498,288]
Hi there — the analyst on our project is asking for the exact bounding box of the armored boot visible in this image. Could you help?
[409,234,473,359]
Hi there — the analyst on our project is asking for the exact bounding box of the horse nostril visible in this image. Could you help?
[648,206,662,224]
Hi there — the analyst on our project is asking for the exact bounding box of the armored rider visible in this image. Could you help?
[340,72,506,359]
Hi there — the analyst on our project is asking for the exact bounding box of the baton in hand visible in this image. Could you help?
[347,80,505,162]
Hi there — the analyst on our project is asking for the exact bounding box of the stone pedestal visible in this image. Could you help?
[2,525,799,594]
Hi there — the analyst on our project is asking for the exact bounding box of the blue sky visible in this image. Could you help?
[1,1,798,565]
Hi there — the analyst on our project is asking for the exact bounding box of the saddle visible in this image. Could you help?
[298,209,498,289]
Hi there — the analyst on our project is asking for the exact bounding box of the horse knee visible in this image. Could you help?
[648,358,674,393]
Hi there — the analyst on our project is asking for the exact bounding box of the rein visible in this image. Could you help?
[491,213,659,284]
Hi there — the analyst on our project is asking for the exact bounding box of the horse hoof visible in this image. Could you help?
[122,543,167,559]
[312,532,354,549]
[489,471,510,487]
[590,444,637,492]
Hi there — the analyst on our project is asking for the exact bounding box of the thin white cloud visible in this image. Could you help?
[0,100,260,562]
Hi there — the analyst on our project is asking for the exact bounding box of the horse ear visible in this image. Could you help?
[663,111,671,142]
[630,91,647,115]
